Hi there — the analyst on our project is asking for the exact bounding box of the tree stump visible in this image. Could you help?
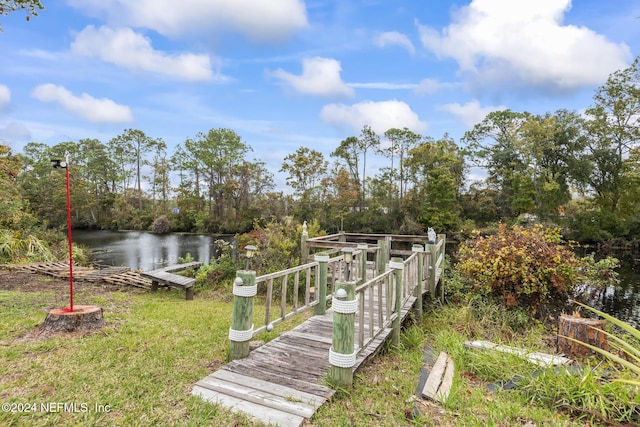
[41,305,105,333]
[557,314,608,358]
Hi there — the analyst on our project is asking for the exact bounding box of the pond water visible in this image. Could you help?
[586,251,640,327]
[72,230,230,271]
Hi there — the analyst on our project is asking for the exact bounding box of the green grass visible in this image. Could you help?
[0,288,262,426]
[2,283,638,426]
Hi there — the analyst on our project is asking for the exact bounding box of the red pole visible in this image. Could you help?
[64,164,74,312]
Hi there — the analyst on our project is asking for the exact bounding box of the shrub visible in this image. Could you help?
[456,224,587,317]
[151,215,171,233]
[194,240,238,290]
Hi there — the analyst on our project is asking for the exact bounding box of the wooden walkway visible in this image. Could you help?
[192,294,418,427]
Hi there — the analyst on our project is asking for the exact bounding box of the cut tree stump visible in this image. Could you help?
[41,305,105,333]
[557,314,608,358]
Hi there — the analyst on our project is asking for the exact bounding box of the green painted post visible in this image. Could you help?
[412,244,424,323]
[390,257,404,347]
[314,253,329,315]
[376,238,388,275]
[228,270,256,360]
[357,243,368,285]
[328,280,356,389]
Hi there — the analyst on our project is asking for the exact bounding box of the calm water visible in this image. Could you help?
[587,251,640,327]
[73,230,230,271]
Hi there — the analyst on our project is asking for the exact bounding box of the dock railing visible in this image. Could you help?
[228,233,445,363]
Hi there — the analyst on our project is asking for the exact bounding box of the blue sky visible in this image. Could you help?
[1,0,639,190]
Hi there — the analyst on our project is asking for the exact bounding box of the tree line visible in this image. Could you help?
[1,57,639,243]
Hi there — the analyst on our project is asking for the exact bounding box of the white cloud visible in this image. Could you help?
[320,100,427,134]
[349,82,416,90]
[0,122,31,141]
[31,83,133,123]
[0,85,10,110]
[374,31,415,55]
[270,57,354,98]
[440,100,506,128]
[417,0,632,90]
[71,26,219,82]
[413,78,458,95]
[67,0,308,42]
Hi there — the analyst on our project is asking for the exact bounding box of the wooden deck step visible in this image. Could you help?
[193,385,306,427]
[195,371,323,418]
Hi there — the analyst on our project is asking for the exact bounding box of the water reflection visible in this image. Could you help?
[73,230,228,271]
[587,252,640,328]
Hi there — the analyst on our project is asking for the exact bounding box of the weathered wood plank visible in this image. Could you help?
[438,355,455,403]
[210,370,328,408]
[192,385,305,427]
[422,351,448,400]
[196,376,317,418]
[222,365,333,398]
[464,340,572,367]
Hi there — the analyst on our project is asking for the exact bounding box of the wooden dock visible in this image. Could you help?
[192,294,418,426]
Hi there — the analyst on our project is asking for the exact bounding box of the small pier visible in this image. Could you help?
[193,230,446,426]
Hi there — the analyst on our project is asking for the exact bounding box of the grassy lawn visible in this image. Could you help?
[0,284,262,426]
[1,277,637,426]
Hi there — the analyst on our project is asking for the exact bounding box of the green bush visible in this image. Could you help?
[456,224,614,318]
[194,241,238,291]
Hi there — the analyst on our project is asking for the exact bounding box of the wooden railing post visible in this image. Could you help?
[301,221,309,263]
[425,242,436,298]
[437,234,446,303]
[390,257,404,347]
[329,281,356,389]
[376,237,389,275]
[412,244,424,323]
[314,253,329,315]
[357,243,368,285]
[228,270,256,360]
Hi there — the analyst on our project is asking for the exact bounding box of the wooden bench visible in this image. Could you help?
[140,262,202,300]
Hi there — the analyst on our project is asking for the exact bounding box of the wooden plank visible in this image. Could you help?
[222,365,333,398]
[210,370,327,409]
[464,340,572,367]
[286,330,333,345]
[422,351,448,400]
[158,262,202,273]
[192,385,305,427]
[438,355,455,403]
[196,376,317,418]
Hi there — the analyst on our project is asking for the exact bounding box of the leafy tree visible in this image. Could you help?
[383,127,421,201]
[581,57,640,220]
[405,134,465,232]
[358,125,380,205]
[280,147,327,198]
[110,129,158,212]
[0,0,43,30]
[331,136,361,206]
[183,128,251,223]
[463,110,532,217]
